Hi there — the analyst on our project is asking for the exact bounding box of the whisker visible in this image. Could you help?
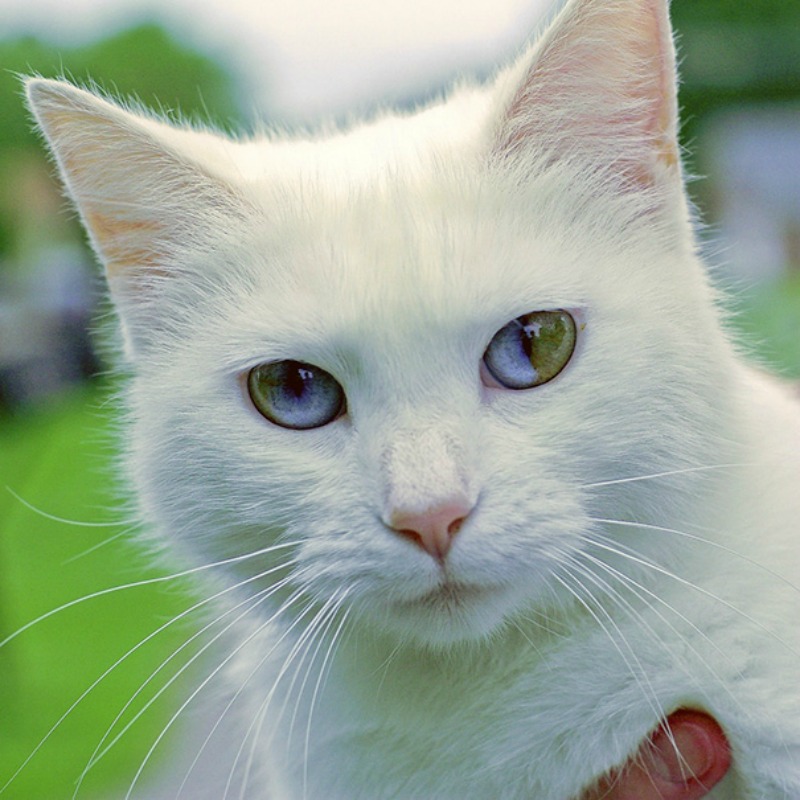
[552,566,666,726]
[0,558,292,798]
[591,516,800,596]
[224,596,323,800]
[585,532,800,660]
[253,590,347,800]
[235,591,345,799]
[303,598,353,800]
[124,583,310,800]
[285,591,346,748]
[174,593,314,800]
[175,587,319,797]
[73,565,297,797]
[370,640,404,702]
[581,463,750,490]
[558,557,688,778]
[507,618,546,658]
[63,530,132,563]
[0,539,301,651]
[512,608,566,640]
[572,547,746,723]
[4,485,139,528]
[580,540,733,671]
[231,570,352,798]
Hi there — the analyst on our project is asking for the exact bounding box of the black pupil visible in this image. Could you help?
[287,365,314,398]
[518,322,535,360]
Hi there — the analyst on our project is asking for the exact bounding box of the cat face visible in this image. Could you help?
[125,173,724,648]
[27,0,732,648]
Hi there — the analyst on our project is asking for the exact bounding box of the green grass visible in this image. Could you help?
[0,387,197,799]
[0,273,797,798]
[729,271,800,378]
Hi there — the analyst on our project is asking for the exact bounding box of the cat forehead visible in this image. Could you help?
[244,173,552,288]
[218,153,652,358]
[223,182,590,369]
[231,84,495,191]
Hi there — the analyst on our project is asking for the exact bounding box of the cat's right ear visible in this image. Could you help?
[26,78,248,359]
[491,0,681,195]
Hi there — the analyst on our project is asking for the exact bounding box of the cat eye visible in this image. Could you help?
[482,310,576,390]
[247,360,345,429]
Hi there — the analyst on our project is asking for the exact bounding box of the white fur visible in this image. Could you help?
[26,0,800,797]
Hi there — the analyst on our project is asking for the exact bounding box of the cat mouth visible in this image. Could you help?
[395,580,494,611]
[384,578,514,644]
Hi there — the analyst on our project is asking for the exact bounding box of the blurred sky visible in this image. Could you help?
[2,0,553,119]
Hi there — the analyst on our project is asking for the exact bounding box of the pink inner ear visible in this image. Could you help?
[494,0,679,189]
[85,211,165,279]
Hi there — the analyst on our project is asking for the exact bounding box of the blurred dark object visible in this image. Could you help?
[0,22,242,263]
[0,22,244,412]
[0,246,100,413]
[704,106,800,282]
[671,0,800,286]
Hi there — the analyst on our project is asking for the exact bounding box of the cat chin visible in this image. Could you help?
[357,580,527,649]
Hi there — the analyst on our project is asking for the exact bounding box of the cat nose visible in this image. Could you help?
[388,498,473,560]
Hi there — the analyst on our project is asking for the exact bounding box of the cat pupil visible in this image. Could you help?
[289,367,313,398]
[483,310,577,390]
[247,360,345,429]
[519,321,538,364]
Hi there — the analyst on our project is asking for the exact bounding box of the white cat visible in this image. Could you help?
[26,0,800,797]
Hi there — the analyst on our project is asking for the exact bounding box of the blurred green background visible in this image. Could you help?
[0,0,799,797]
[0,22,243,799]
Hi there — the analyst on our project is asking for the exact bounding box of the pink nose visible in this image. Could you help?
[388,499,472,560]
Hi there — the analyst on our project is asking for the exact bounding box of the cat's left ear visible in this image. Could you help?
[493,0,680,191]
[26,78,249,358]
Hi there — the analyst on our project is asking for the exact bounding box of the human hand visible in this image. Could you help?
[581,709,731,800]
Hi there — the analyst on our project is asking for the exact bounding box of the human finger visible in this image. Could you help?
[582,709,731,800]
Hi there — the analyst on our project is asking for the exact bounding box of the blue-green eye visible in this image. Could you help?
[483,310,576,390]
[247,360,345,429]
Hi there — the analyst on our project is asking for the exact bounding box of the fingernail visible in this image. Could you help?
[650,720,714,783]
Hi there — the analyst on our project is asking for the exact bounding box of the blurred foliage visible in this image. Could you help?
[673,0,800,28]
[0,5,798,795]
[0,23,241,263]
[0,2,795,283]
[733,271,800,379]
[671,0,800,152]
[0,384,197,797]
